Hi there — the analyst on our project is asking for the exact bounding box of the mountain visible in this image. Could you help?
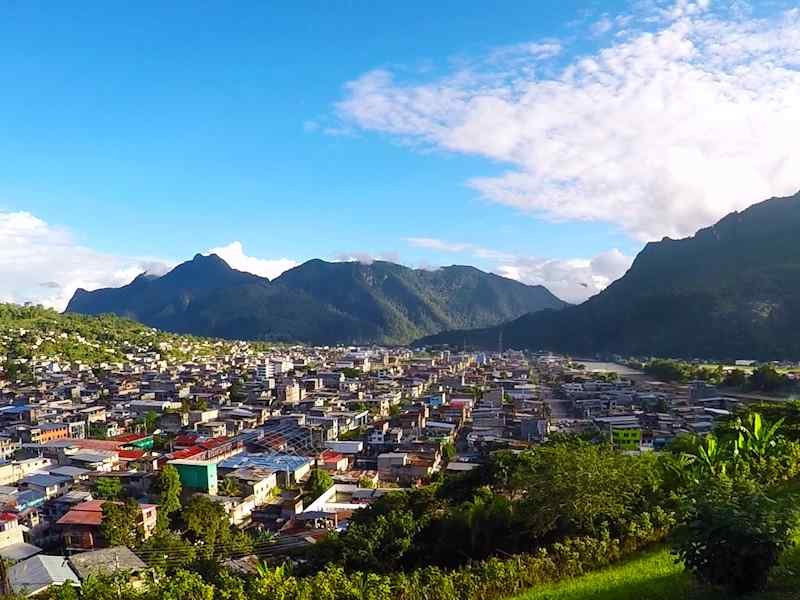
[418,191,800,360]
[66,256,567,345]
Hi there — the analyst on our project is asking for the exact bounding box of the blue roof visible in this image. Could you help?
[219,453,311,472]
[14,490,45,508]
[0,406,33,414]
[20,474,70,488]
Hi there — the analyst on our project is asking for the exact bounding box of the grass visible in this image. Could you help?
[510,544,800,600]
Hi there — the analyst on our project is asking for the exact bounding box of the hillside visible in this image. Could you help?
[0,303,228,376]
[66,256,567,345]
[511,544,800,600]
[419,191,800,359]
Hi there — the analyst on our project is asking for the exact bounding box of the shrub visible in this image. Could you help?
[671,476,798,594]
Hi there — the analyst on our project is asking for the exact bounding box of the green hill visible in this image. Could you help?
[66,256,567,345]
[419,190,800,360]
[511,543,800,600]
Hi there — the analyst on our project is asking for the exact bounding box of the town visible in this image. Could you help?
[0,320,759,595]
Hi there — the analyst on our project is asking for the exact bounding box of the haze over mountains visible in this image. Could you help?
[65,256,567,345]
[420,191,800,360]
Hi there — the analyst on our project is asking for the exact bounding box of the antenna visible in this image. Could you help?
[498,330,503,355]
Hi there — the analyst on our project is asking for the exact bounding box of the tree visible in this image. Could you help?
[723,368,748,388]
[138,528,196,572]
[101,499,141,548]
[307,468,334,501]
[154,465,182,530]
[440,441,456,464]
[672,476,798,594]
[750,365,787,392]
[218,476,242,497]
[93,476,122,500]
[143,410,159,434]
[357,476,377,489]
[181,495,251,561]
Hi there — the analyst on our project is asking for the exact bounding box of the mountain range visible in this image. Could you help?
[65,256,567,345]
[419,191,800,360]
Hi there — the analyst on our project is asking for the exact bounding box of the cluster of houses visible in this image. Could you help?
[0,335,744,595]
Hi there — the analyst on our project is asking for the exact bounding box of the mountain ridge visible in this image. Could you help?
[66,256,567,345]
[418,190,800,359]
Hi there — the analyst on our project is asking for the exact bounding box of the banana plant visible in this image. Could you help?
[735,413,785,459]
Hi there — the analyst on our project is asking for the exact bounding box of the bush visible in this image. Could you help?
[671,476,798,594]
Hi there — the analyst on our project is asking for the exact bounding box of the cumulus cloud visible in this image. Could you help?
[405,237,633,303]
[206,241,297,280]
[337,6,800,241]
[0,211,172,310]
[495,249,634,303]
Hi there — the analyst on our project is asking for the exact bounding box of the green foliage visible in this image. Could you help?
[218,476,243,497]
[667,412,800,593]
[137,528,196,572]
[180,495,252,561]
[338,367,362,379]
[750,365,790,392]
[93,477,123,500]
[358,476,377,489]
[154,465,182,530]
[101,499,141,548]
[440,441,456,464]
[0,303,224,366]
[672,477,798,594]
[306,468,334,501]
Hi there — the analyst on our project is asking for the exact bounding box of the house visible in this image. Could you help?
[0,512,24,548]
[69,546,148,584]
[19,473,72,500]
[9,555,80,597]
[225,468,277,505]
[0,457,53,486]
[168,459,219,496]
[57,500,157,552]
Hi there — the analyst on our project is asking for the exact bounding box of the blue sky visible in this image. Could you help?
[1,1,799,307]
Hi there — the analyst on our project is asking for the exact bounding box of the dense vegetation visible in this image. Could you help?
[420,191,800,360]
[639,359,794,392]
[0,303,228,380]
[32,409,800,600]
[66,254,567,345]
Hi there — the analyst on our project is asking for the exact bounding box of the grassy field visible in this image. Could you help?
[511,544,800,600]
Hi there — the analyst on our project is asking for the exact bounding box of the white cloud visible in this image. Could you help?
[495,249,634,303]
[0,211,171,310]
[337,7,800,241]
[206,241,297,280]
[405,236,633,303]
[333,251,401,265]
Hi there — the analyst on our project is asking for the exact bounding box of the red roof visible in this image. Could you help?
[321,450,344,463]
[117,449,146,460]
[168,446,204,461]
[198,436,229,450]
[174,434,200,447]
[57,510,103,526]
[111,433,147,443]
[62,438,124,451]
[0,512,18,522]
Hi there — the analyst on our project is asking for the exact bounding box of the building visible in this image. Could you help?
[57,500,157,552]
[9,554,80,597]
[168,459,219,496]
[0,458,53,486]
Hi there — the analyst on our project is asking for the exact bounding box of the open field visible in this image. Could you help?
[510,544,800,600]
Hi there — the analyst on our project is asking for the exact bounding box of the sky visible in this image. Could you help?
[2,0,799,309]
